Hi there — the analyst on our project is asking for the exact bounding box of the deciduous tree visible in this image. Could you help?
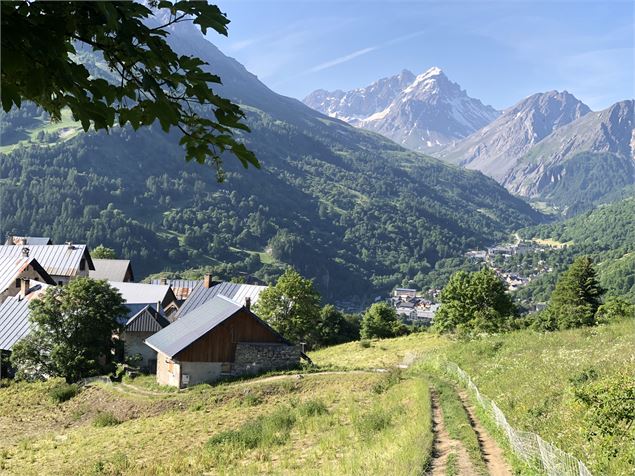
[1,0,256,180]
[435,267,516,335]
[254,268,321,346]
[360,302,403,339]
[11,278,128,382]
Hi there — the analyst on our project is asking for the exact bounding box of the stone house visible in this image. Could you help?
[145,295,300,388]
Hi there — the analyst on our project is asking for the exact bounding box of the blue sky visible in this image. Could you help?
[211,1,634,110]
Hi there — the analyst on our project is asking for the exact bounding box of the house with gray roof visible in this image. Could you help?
[145,295,299,388]
[90,259,134,282]
[0,280,51,378]
[150,279,201,302]
[109,282,179,318]
[120,304,170,372]
[5,236,52,246]
[0,243,94,285]
[0,256,56,304]
[173,275,267,320]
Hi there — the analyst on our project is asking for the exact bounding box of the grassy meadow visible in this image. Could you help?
[310,318,635,475]
[1,319,632,475]
[0,371,432,475]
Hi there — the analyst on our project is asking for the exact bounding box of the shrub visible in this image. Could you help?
[355,408,393,435]
[49,383,79,403]
[372,368,402,394]
[297,399,328,417]
[207,406,296,450]
[93,412,120,427]
[359,339,371,348]
[241,392,262,407]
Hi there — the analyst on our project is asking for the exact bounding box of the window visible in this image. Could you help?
[58,281,64,286]
[79,259,85,271]
[15,278,20,288]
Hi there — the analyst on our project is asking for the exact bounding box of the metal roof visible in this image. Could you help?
[109,282,175,305]
[90,259,134,282]
[125,305,170,333]
[145,295,243,358]
[0,256,57,295]
[0,281,50,351]
[0,244,94,277]
[174,282,267,319]
[5,236,52,246]
[150,279,201,301]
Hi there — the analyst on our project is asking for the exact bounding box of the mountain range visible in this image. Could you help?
[304,67,499,153]
[305,72,634,214]
[0,21,541,304]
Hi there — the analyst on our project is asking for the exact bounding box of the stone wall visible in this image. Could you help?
[233,342,301,376]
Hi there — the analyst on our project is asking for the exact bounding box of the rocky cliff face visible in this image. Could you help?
[304,67,499,152]
[503,100,635,198]
[437,91,591,182]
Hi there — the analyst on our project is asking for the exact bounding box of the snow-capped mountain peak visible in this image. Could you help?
[303,67,499,152]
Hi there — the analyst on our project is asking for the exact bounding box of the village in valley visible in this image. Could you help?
[0,232,572,385]
[0,235,305,386]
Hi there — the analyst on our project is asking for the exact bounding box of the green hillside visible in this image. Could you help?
[0,24,541,303]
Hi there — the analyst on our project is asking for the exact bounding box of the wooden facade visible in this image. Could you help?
[175,310,284,362]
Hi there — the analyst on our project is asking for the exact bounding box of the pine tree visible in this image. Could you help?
[545,256,604,330]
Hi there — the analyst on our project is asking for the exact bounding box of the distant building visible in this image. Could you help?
[90,259,134,282]
[145,295,300,388]
[4,236,52,246]
[150,279,201,303]
[108,281,179,318]
[173,276,267,320]
[393,288,417,299]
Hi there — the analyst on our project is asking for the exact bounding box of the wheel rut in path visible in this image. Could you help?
[428,389,477,476]
[457,389,512,476]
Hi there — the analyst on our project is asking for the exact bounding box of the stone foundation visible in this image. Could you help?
[233,342,301,375]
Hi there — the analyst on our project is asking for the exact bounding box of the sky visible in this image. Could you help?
[209,0,634,111]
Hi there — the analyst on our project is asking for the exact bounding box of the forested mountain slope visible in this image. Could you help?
[0,21,541,303]
[516,196,635,301]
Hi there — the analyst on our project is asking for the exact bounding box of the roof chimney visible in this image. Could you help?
[245,296,251,310]
[20,278,30,297]
[21,247,30,257]
[203,274,213,288]
[160,278,168,285]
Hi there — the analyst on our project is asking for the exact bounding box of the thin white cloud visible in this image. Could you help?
[304,29,428,75]
[308,47,377,73]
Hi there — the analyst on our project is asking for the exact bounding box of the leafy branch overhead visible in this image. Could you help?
[0,0,258,180]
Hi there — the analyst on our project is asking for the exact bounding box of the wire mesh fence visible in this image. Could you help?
[444,362,593,476]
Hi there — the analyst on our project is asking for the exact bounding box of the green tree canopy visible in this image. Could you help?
[316,305,361,346]
[1,0,256,180]
[360,302,403,339]
[435,267,516,335]
[91,244,117,259]
[595,297,635,324]
[254,268,321,346]
[11,278,128,382]
[540,256,605,330]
